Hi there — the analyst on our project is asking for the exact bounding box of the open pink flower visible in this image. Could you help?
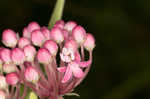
[60,47,75,63]
[58,47,91,83]
[59,62,84,83]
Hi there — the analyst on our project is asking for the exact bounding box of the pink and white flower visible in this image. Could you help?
[2,29,18,48]
[58,47,91,83]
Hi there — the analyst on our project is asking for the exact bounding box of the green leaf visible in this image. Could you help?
[48,0,65,29]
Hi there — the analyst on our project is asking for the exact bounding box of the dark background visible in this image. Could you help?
[1,0,150,99]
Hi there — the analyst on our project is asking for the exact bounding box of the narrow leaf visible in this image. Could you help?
[48,0,65,29]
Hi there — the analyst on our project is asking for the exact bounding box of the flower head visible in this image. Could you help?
[37,48,52,64]
[0,48,12,64]
[43,40,58,56]
[72,26,86,45]
[41,26,51,40]
[27,21,41,33]
[25,66,39,84]
[2,63,16,73]
[11,48,25,65]
[51,27,64,44]
[6,72,19,85]
[64,21,77,33]
[60,47,75,63]
[2,29,18,48]
[18,37,31,49]
[59,62,84,83]
[83,33,95,51]
[23,45,36,62]
[31,29,45,47]
[54,20,65,29]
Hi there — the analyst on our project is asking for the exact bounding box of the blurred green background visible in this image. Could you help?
[1,0,150,99]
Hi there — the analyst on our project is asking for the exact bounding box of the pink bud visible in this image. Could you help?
[3,63,16,73]
[27,21,40,33]
[25,66,39,83]
[64,21,77,32]
[23,27,30,39]
[6,72,19,85]
[18,37,31,49]
[31,29,45,47]
[0,75,7,90]
[54,20,65,29]
[0,90,6,99]
[83,33,95,51]
[41,27,51,40]
[2,29,18,48]
[65,39,78,52]
[43,40,58,56]
[23,45,36,62]
[37,48,52,64]
[51,27,64,44]
[11,48,25,65]
[0,48,12,64]
[72,26,86,45]
[62,29,69,40]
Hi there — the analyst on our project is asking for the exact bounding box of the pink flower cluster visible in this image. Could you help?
[0,20,95,99]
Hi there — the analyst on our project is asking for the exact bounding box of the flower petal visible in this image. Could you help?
[78,60,92,68]
[74,51,81,62]
[70,62,84,78]
[57,67,67,72]
[61,66,72,83]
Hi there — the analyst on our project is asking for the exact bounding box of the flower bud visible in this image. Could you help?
[27,21,40,33]
[62,29,69,40]
[0,90,6,99]
[31,29,45,47]
[51,27,64,44]
[11,48,25,65]
[0,76,7,90]
[72,26,86,45]
[54,20,65,29]
[43,40,58,56]
[65,39,78,52]
[23,45,36,62]
[18,37,31,49]
[23,27,30,39]
[0,48,12,64]
[83,33,95,51]
[41,27,51,40]
[2,29,18,48]
[6,72,19,85]
[37,48,52,64]
[64,21,77,32]
[2,63,16,73]
[25,66,39,83]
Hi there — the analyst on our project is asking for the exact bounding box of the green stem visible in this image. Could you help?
[48,0,65,29]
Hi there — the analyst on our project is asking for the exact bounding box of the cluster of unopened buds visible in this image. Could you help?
[0,20,95,99]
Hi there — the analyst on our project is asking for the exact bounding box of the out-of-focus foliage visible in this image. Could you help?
[0,0,150,99]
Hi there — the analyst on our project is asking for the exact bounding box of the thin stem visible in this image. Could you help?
[8,86,14,99]
[15,84,20,99]
[21,85,27,99]
[44,65,51,84]
[48,0,65,29]
[33,61,49,88]
[75,51,93,87]
[81,45,85,61]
